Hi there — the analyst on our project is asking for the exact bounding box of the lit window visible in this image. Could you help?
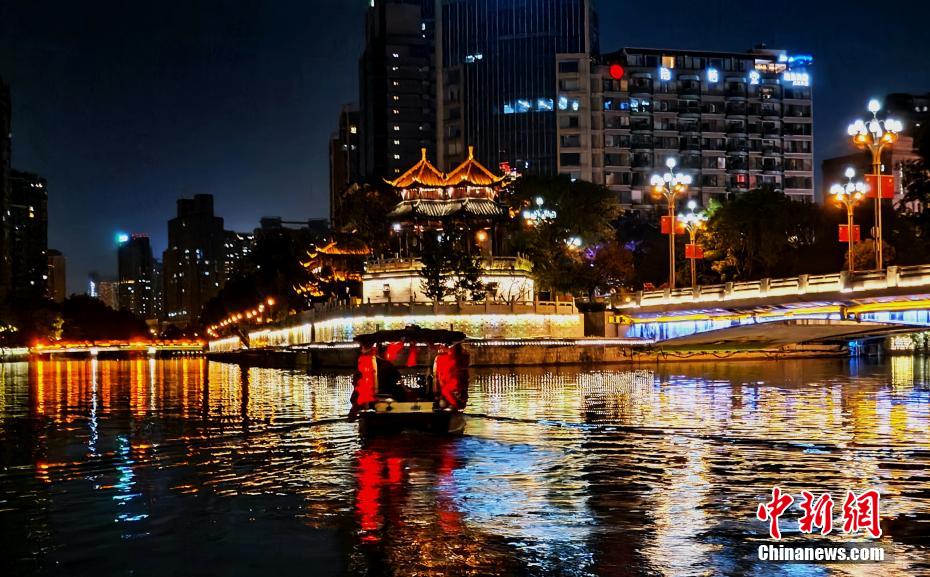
[393,125,400,131]
[392,81,399,87]
[350,125,357,134]
[393,154,401,160]
[393,95,399,101]
[392,52,399,58]
[662,56,675,69]
[392,109,399,115]
[659,67,672,81]
[706,68,719,83]
[393,139,400,145]
[749,70,761,85]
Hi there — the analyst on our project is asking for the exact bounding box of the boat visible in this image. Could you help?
[348,326,469,436]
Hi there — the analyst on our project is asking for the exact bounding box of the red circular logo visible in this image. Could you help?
[609,63,625,80]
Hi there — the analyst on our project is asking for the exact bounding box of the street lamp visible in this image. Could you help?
[830,167,868,274]
[847,99,903,269]
[677,200,708,290]
[651,157,692,290]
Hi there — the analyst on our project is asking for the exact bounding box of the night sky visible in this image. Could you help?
[2,0,929,294]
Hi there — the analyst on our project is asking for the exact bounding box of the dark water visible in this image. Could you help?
[1,357,929,576]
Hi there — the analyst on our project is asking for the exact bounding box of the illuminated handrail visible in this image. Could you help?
[618,264,930,310]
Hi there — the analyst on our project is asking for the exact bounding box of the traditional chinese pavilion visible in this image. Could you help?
[360,147,534,304]
[385,146,508,255]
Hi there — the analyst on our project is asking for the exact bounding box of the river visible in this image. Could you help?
[1,357,929,576]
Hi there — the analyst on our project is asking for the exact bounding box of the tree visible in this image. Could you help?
[336,183,400,255]
[576,241,636,300]
[419,232,456,301]
[508,175,621,295]
[59,295,150,341]
[848,239,896,271]
[701,187,838,282]
[418,231,485,302]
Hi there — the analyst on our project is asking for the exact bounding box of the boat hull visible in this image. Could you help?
[358,401,466,436]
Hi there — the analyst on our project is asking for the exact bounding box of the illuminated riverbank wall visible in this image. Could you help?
[208,304,584,353]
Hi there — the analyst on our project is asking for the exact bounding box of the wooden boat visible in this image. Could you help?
[349,326,469,436]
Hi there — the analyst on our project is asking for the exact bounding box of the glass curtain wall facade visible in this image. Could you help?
[438,0,597,174]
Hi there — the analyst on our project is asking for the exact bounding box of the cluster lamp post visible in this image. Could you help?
[847,99,903,270]
[651,157,692,290]
[830,168,868,274]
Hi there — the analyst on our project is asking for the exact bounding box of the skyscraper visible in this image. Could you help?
[359,0,436,181]
[8,170,48,301]
[47,249,66,303]
[117,234,157,319]
[162,194,225,325]
[329,104,361,228]
[0,78,12,303]
[223,230,254,281]
[436,0,598,173]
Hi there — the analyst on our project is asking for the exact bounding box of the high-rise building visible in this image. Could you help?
[162,194,225,325]
[117,234,157,319]
[223,230,254,280]
[330,104,361,228]
[436,0,597,174]
[885,92,930,148]
[555,46,814,208]
[8,170,48,301]
[359,0,436,181]
[47,249,66,302]
[0,78,12,302]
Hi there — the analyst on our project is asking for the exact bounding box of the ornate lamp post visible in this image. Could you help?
[847,99,903,270]
[829,167,868,274]
[678,200,707,290]
[651,158,692,290]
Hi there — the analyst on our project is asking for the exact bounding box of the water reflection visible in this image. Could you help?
[1,358,929,575]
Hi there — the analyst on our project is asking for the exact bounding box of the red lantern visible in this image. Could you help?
[609,63,625,80]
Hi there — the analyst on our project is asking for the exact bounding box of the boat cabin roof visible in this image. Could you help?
[354,326,466,347]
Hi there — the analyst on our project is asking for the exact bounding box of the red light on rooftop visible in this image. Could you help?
[609,63,625,80]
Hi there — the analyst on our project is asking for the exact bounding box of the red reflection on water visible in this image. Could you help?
[353,439,464,544]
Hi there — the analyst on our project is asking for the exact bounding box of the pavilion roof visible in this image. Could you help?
[384,148,446,188]
[443,146,506,187]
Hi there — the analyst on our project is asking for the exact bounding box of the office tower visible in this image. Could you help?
[437,0,597,173]
[359,0,436,181]
[117,234,157,319]
[162,194,225,325]
[47,249,66,302]
[555,46,814,207]
[8,170,48,300]
[330,104,361,228]
[223,230,254,280]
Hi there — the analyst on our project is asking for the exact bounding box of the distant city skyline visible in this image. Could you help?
[2,0,930,293]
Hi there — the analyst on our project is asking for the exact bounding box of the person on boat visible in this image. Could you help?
[348,344,378,421]
[349,344,409,420]
[433,343,468,410]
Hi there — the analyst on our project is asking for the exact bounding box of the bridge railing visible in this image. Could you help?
[618,264,930,310]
